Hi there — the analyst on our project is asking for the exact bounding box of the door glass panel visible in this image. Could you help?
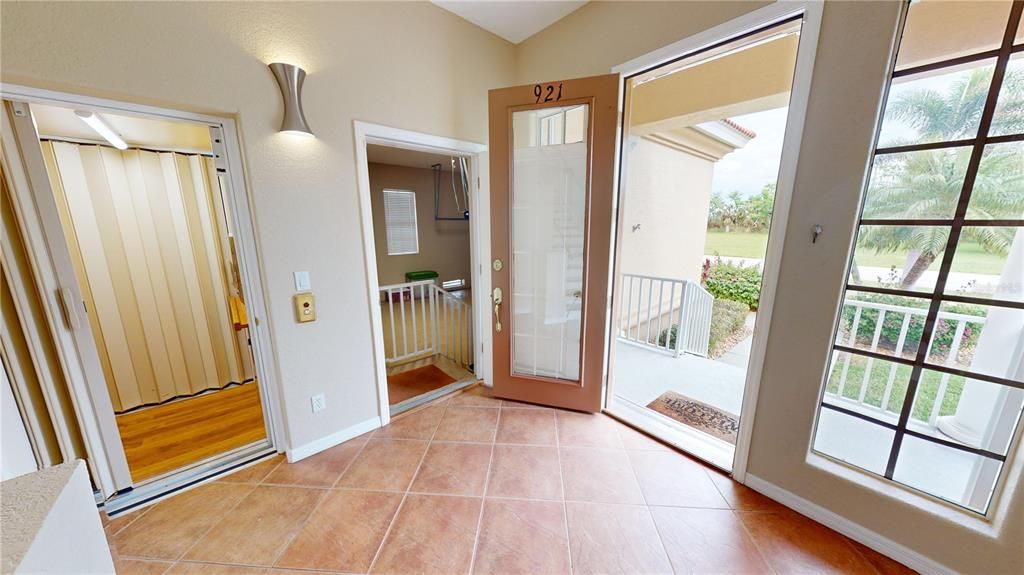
[510,104,589,381]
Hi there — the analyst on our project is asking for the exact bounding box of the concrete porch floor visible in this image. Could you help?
[612,341,748,416]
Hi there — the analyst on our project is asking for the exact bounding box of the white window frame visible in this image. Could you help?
[383,189,419,256]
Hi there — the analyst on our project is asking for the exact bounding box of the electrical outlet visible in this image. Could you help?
[311,393,326,413]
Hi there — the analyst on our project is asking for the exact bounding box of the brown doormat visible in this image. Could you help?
[387,364,456,405]
[646,391,739,444]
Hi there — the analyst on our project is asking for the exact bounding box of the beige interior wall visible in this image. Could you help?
[41,142,246,412]
[369,163,472,287]
[0,1,516,450]
[517,2,1023,573]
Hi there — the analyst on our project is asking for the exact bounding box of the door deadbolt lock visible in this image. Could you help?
[492,258,503,272]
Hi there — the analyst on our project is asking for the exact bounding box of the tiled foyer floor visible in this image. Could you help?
[103,386,916,575]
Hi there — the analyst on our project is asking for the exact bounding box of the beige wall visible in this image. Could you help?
[517,1,1022,573]
[0,1,516,451]
[369,163,472,287]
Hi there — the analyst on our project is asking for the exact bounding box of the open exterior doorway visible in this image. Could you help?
[606,3,823,474]
[1,85,282,513]
[353,122,488,423]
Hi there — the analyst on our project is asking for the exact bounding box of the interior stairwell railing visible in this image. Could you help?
[379,279,473,368]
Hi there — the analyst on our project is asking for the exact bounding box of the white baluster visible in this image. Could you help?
[928,317,968,426]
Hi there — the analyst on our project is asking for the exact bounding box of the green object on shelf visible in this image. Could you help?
[405,270,439,282]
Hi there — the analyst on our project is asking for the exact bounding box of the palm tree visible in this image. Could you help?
[858,65,1024,288]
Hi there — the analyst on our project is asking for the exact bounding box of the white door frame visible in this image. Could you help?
[352,121,488,426]
[0,83,286,497]
[608,0,824,482]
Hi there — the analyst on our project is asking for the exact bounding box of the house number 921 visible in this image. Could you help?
[534,83,563,103]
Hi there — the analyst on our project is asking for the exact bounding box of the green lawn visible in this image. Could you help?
[704,231,1004,275]
[825,353,963,422]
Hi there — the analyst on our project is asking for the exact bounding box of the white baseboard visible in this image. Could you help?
[744,474,953,575]
[286,416,381,463]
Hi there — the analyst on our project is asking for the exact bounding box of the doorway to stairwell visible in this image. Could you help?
[355,127,489,419]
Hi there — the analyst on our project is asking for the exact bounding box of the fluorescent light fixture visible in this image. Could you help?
[74,110,128,150]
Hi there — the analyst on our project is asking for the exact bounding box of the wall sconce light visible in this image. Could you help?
[269,62,313,136]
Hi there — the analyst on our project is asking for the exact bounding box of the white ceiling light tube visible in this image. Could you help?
[74,110,128,150]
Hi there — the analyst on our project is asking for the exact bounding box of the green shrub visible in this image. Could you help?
[840,292,985,356]
[704,259,762,310]
[709,299,749,355]
[658,298,748,356]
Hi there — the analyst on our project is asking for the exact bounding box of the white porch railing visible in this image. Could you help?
[827,298,986,427]
[618,274,713,357]
[379,280,473,368]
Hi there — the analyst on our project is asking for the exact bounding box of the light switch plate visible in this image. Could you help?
[311,393,326,413]
[294,271,311,292]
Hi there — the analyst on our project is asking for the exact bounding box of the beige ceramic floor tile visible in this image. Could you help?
[275,489,403,573]
[473,498,570,574]
[738,509,879,574]
[370,494,481,574]
[651,506,771,573]
[627,450,730,508]
[495,408,557,445]
[410,442,492,495]
[165,563,266,575]
[112,557,174,575]
[434,407,499,443]
[217,455,284,485]
[555,412,623,448]
[374,405,446,440]
[263,439,364,487]
[565,502,672,575]
[336,439,428,492]
[486,444,562,501]
[184,485,324,566]
[560,447,644,504]
[111,483,253,560]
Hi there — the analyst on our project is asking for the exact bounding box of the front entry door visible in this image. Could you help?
[488,74,619,412]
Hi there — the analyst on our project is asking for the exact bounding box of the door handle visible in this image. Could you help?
[493,287,503,332]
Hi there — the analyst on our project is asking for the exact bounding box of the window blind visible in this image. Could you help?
[383,189,419,255]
